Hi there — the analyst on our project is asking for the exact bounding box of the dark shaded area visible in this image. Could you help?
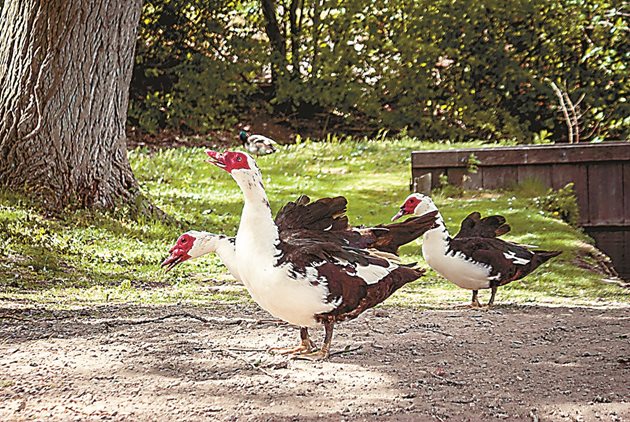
[586,227,630,281]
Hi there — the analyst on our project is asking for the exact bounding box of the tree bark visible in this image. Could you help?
[289,0,302,75]
[260,0,286,88]
[0,0,143,211]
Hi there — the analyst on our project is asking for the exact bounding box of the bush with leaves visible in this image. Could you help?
[533,183,581,226]
[129,0,265,133]
[130,0,628,141]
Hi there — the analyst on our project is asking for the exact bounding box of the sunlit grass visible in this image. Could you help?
[0,136,627,309]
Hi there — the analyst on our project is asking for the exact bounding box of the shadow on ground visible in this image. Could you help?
[1,303,629,421]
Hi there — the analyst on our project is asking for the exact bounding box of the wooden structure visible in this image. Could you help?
[411,142,630,227]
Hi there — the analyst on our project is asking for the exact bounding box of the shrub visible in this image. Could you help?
[533,183,580,226]
[130,0,628,141]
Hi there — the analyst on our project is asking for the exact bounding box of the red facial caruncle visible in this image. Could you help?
[161,233,195,272]
[391,194,422,221]
[206,150,251,173]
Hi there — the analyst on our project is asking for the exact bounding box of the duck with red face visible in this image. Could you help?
[161,231,239,277]
[206,150,253,173]
[393,193,561,308]
[204,150,437,360]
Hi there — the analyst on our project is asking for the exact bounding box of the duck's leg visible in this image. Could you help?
[487,286,498,308]
[296,321,334,361]
[269,327,315,355]
[470,290,482,308]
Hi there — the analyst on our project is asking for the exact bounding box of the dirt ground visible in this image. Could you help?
[1,303,629,421]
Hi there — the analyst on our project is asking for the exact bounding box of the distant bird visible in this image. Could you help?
[205,150,438,360]
[392,193,561,308]
[239,130,277,155]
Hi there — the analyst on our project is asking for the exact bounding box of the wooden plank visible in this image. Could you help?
[551,164,589,225]
[462,169,483,190]
[430,169,446,189]
[412,168,445,190]
[517,165,552,187]
[412,142,630,169]
[411,167,430,184]
[447,168,467,187]
[412,150,471,168]
[410,145,630,229]
[481,166,517,190]
[447,167,484,190]
[587,163,624,225]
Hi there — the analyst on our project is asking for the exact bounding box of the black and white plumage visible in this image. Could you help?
[160,196,348,279]
[205,150,438,359]
[239,130,277,155]
[392,193,561,307]
[161,195,437,280]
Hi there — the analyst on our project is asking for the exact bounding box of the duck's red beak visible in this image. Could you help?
[160,242,191,273]
[391,208,407,222]
[161,249,190,273]
[206,150,227,170]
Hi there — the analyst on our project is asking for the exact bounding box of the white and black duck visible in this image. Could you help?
[392,193,561,307]
[239,130,277,155]
[205,150,438,360]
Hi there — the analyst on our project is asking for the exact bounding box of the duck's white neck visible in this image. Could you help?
[414,201,450,246]
[195,233,240,280]
[231,169,279,261]
[423,212,450,245]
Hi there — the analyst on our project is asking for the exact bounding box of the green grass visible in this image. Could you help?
[0,136,627,309]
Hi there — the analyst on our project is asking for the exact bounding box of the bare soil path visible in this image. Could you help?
[1,304,629,421]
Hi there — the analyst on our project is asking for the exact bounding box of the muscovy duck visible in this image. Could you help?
[205,150,438,360]
[160,195,349,278]
[392,193,561,308]
[239,130,277,155]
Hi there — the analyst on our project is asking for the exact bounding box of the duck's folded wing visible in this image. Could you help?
[450,237,536,282]
[454,212,511,239]
[275,195,349,232]
[276,237,423,317]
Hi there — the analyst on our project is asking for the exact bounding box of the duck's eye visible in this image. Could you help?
[181,238,187,243]
[236,156,242,162]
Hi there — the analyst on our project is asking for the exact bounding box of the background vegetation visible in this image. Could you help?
[129,0,628,142]
[1,138,626,308]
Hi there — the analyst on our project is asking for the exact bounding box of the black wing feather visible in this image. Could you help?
[454,212,511,239]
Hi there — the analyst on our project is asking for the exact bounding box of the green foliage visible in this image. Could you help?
[129,0,266,133]
[533,183,581,226]
[131,0,628,141]
[465,153,481,174]
[435,173,464,198]
[1,137,625,308]
[533,129,553,144]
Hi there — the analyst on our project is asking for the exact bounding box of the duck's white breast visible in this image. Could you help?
[238,262,336,327]
[423,237,492,290]
[235,222,336,327]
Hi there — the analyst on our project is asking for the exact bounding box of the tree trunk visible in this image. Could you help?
[0,0,143,211]
[260,0,286,89]
[289,0,302,75]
